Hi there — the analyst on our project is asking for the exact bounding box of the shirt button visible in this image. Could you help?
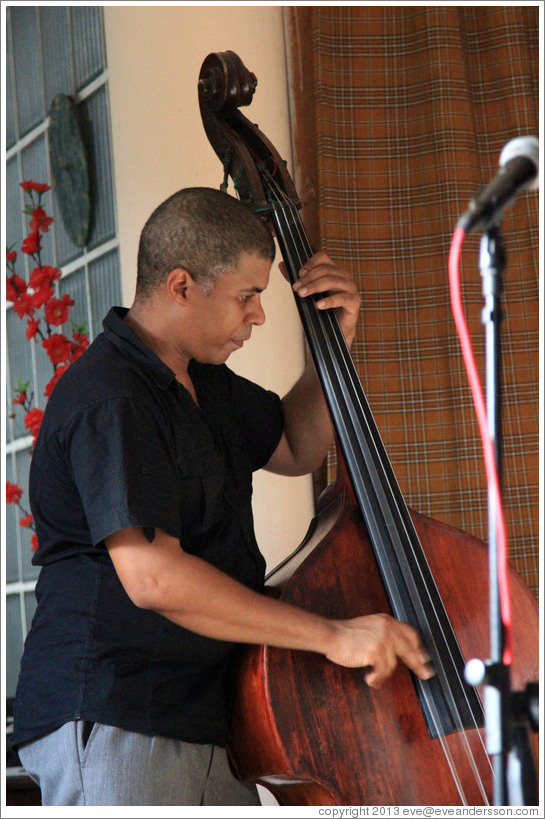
[140,465,149,475]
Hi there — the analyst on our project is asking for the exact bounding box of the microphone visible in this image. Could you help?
[457,136,539,234]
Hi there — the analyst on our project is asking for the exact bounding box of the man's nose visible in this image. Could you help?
[246,296,265,326]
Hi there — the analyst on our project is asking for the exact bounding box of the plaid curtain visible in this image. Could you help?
[284,5,539,595]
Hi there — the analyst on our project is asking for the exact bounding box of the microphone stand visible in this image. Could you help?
[470,224,539,806]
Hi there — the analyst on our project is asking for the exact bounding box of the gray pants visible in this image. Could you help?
[18,721,260,806]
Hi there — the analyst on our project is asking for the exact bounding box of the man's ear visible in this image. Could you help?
[166,267,197,304]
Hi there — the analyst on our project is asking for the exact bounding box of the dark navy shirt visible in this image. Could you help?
[13,307,283,749]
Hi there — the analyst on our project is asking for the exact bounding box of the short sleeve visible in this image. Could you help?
[226,370,284,470]
[64,396,181,545]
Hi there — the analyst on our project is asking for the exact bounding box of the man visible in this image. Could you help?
[13,188,433,806]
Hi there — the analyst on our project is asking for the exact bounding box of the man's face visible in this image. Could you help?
[184,251,271,365]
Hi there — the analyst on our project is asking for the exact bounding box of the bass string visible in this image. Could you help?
[263,170,490,802]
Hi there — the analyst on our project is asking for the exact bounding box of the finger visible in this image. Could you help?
[299,251,334,273]
[393,627,435,681]
[296,262,353,285]
[364,668,386,689]
[312,291,361,314]
[293,272,359,300]
[364,642,434,689]
[363,648,397,689]
[293,269,335,294]
[403,651,435,681]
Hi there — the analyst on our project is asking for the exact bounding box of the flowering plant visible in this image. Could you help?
[6,180,89,550]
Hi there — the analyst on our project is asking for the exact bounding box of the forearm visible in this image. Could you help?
[280,353,334,473]
[154,548,334,652]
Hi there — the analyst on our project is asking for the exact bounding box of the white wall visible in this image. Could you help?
[104,5,315,572]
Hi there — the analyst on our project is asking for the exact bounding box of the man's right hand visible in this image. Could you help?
[325,613,435,689]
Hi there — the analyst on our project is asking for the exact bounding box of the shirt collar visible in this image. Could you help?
[102,306,177,390]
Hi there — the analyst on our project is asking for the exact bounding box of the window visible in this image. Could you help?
[4,6,121,698]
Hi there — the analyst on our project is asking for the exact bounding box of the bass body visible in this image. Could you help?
[228,462,538,805]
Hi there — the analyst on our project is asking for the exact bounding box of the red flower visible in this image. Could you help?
[6,179,82,555]
[20,181,51,194]
[6,273,27,303]
[6,482,24,505]
[29,207,54,234]
[12,391,27,406]
[26,318,41,340]
[69,347,85,363]
[24,408,44,443]
[29,265,61,289]
[30,285,54,310]
[44,294,74,326]
[42,333,72,365]
[44,363,69,397]
[12,293,36,319]
[69,332,90,362]
[72,331,89,346]
[21,231,41,256]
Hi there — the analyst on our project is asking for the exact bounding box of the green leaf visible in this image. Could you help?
[71,321,88,335]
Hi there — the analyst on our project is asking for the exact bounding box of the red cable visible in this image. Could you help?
[448,227,512,665]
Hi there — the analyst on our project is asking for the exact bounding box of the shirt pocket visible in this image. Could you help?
[176,444,225,540]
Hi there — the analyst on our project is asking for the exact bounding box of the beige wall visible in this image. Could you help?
[104,5,315,572]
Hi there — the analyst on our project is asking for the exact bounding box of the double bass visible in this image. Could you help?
[197,51,539,806]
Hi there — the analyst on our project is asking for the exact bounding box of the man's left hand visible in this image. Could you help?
[287,252,361,347]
